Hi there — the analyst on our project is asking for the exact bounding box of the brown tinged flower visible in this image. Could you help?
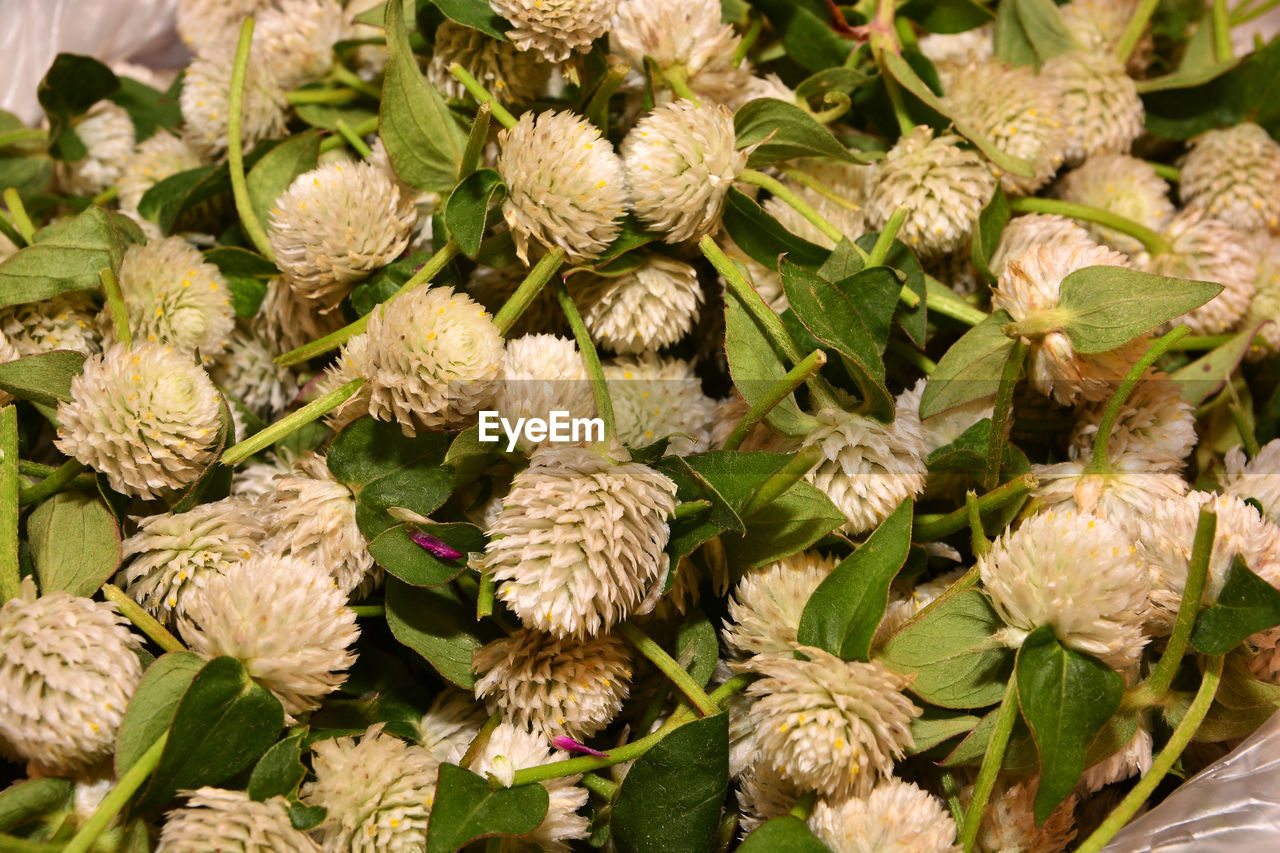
[971,777,1077,853]
[1139,209,1256,335]
[427,20,550,104]
[1181,122,1280,233]
[157,787,321,853]
[574,254,704,354]
[1029,459,1188,541]
[1054,154,1175,254]
[491,0,616,62]
[808,779,960,853]
[1040,51,1143,165]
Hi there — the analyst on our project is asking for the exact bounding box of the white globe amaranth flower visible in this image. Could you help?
[0,292,100,357]
[1222,440,1280,517]
[483,445,678,638]
[363,284,504,434]
[762,160,873,248]
[980,510,1150,668]
[1139,209,1256,335]
[808,779,960,853]
[346,0,391,80]
[1082,717,1153,791]
[55,342,223,499]
[255,0,345,89]
[1181,122,1280,233]
[176,0,274,50]
[57,102,136,196]
[178,555,360,718]
[866,125,997,258]
[252,276,345,355]
[605,352,718,454]
[490,0,615,62]
[0,580,143,773]
[918,26,993,88]
[119,130,205,215]
[621,99,745,245]
[723,552,838,662]
[610,0,740,85]
[495,334,595,452]
[1030,459,1188,540]
[427,20,549,104]
[801,402,929,535]
[972,778,1077,853]
[1070,376,1196,471]
[472,627,631,738]
[1054,154,1175,254]
[1040,51,1143,165]
[497,110,628,264]
[898,378,994,455]
[268,160,418,310]
[157,787,321,853]
[989,213,1092,279]
[1245,233,1280,357]
[300,724,440,853]
[211,328,304,421]
[1061,0,1151,70]
[574,253,704,353]
[736,761,802,836]
[120,496,265,626]
[470,722,589,852]
[181,41,287,158]
[313,333,373,431]
[746,647,920,798]
[945,59,1066,195]
[231,453,292,504]
[418,689,487,762]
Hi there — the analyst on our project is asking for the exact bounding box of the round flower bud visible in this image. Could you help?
[1061,0,1152,69]
[605,353,718,454]
[972,778,1077,853]
[1040,51,1143,165]
[176,0,272,51]
[989,213,1092,279]
[1223,439,1280,517]
[1054,155,1175,254]
[945,59,1066,195]
[57,102,135,196]
[745,647,920,798]
[473,628,632,738]
[252,276,345,355]
[120,496,265,625]
[418,689,486,762]
[0,580,143,773]
[762,160,873,247]
[1245,233,1280,357]
[495,334,596,452]
[1181,122,1280,233]
[427,20,549,105]
[0,293,99,357]
[1070,376,1196,471]
[980,510,1150,668]
[497,110,628,264]
[157,787,320,853]
[363,284,504,434]
[808,779,959,853]
[181,41,287,158]
[491,0,615,62]
[866,126,997,258]
[611,0,740,83]
[483,446,678,638]
[268,161,418,310]
[107,237,235,356]
[55,343,223,499]
[919,26,993,88]
[211,329,304,421]
[736,762,803,835]
[300,724,440,852]
[621,100,745,244]
[1140,209,1256,335]
[1029,460,1188,540]
[178,555,360,718]
[255,0,345,89]
[575,254,704,353]
[119,130,205,216]
[801,403,929,535]
[723,552,838,662]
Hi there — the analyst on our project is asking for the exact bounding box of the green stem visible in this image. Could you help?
[914,474,1037,541]
[554,279,615,443]
[461,711,502,770]
[349,604,385,618]
[940,771,966,835]
[285,87,359,104]
[673,500,711,519]
[960,678,1018,853]
[781,168,866,217]
[1087,326,1190,474]
[3,188,34,244]
[329,63,382,98]
[1232,0,1280,24]
[319,116,378,153]
[1008,197,1172,255]
[63,733,169,853]
[0,835,60,853]
[222,379,364,466]
[1169,332,1232,351]
[1214,0,1234,62]
[17,459,85,506]
[476,572,496,620]
[1078,655,1224,853]
[228,18,276,262]
[0,407,17,603]
[737,169,844,246]
[1147,161,1181,183]
[925,275,988,326]
[91,185,120,206]
[733,14,763,66]
[888,339,935,374]
[867,207,907,267]
[723,350,827,451]
[616,622,719,717]
[275,239,460,366]
[335,119,373,158]
[99,267,131,348]
[460,104,492,178]
[967,490,991,558]
[580,772,618,800]
[788,790,817,820]
[982,340,1027,490]
[1116,0,1160,63]
[585,64,630,131]
[102,584,186,653]
[740,445,823,518]
[1229,401,1260,458]
[660,64,703,106]
[0,127,47,149]
[494,249,565,335]
[448,64,517,129]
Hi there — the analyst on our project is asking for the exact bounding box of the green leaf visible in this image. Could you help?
[878,589,1014,709]
[722,187,829,272]
[1191,556,1280,655]
[431,0,511,40]
[723,285,811,439]
[135,163,219,230]
[1144,39,1280,140]
[1016,627,1122,823]
[26,491,120,597]
[248,732,308,801]
[794,68,874,102]
[676,607,720,688]
[294,100,380,131]
[612,713,729,853]
[941,705,1038,771]
[0,350,85,406]
[1011,0,1078,63]
[722,480,845,570]
[425,763,548,853]
[899,0,994,33]
[115,652,204,777]
[747,0,852,71]
[970,185,1009,283]
[1057,266,1222,354]
[382,0,468,193]
[246,130,321,236]
[38,54,120,160]
[919,311,1016,419]
[109,75,183,142]
[1196,655,1280,742]
[135,656,285,814]
[993,0,1038,67]
[204,246,278,317]
[367,522,483,587]
[1170,323,1263,405]
[735,98,860,167]
[445,168,505,258]
[738,817,830,853]
[0,777,73,834]
[0,205,143,307]
[385,578,500,688]
[908,708,983,754]
[350,249,440,316]
[853,232,929,347]
[798,500,913,661]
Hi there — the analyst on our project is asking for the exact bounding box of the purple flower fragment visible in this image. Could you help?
[550,736,609,758]
[408,529,464,560]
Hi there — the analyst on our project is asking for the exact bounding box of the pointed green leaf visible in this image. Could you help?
[0,206,143,307]
[970,185,1009,283]
[246,130,321,235]
[385,578,501,688]
[1012,0,1078,63]
[0,778,74,834]
[919,311,1016,419]
[722,480,846,570]
[1057,266,1222,354]
[431,0,511,40]
[445,168,505,258]
[426,763,549,853]
[1191,555,1280,655]
[1170,323,1263,405]
[899,0,994,34]
[738,817,830,853]
[367,521,483,587]
[248,732,308,801]
[0,350,85,406]
[39,54,121,160]
[722,187,829,272]
[735,98,863,167]
[27,491,121,597]
[724,285,812,439]
[747,0,852,71]
[115,652,204,777]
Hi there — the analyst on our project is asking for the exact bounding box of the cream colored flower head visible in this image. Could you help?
[57,102,136,196]
[495,334,596,452]
[575,253,704,353]
[314,333,373,431]
[990,213,1093,280]
[119,130,205,215]
[1082,718,1153,791]
[1181,122,1280,233]
[268,160,418,310]
[1055,154,1175,254]
[1030,459,1188,540]
[622,100,746,244]
[178,555,360,718]
[0,579,143,773]
[918,26,993,88]
[491,0,615,62]
[473,627,631,738]
[428,20,550,104]
[176,0,273,50]
[157,787,321,853]
[181,40,287,158]
[723,551,838,662]
[1070,375,1196,471]
[255,0,345,89]
[497,110,628,264]
[0,293,99,357]
[467,263,567,337]
[763,160,873,249]
[808,779,960,853]
[736,762,803,836]
[745,647,920,798]
[1139,209,1256,335]
[1061,0,1150,68]
[211,328,304,421]
[610,0,739,80]
[867,125,997,258]
[1222,439,1280,517]
[605,352,718,454]
[1246,232,1280,357]
[980,510,1150,668]
[363,284,504,434]
[56,342,223,498]
[1040,51,1144,165]
[418,689,487,763]
[483,445,677,638]
[252,276,344,355]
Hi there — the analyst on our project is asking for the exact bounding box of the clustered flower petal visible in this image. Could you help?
[1040,51,1144,165]
[1140,209,1256,334]
[427,20,550,104]
[808,779,960,853]
[1055,155,1175,254]
[181,41,287,158]
[157,787,320,853]
[605,352,718,454]
[723,552,838,661]
[1181,122,1280,233]
[491,0,616,62]
[575,254,704,353]
[1222,439,1280,517]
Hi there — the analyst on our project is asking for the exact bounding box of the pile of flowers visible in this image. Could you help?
[3,0,1280,850]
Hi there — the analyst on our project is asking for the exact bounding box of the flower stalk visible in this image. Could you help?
[227,17,276,262]
[222,379,364,466]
